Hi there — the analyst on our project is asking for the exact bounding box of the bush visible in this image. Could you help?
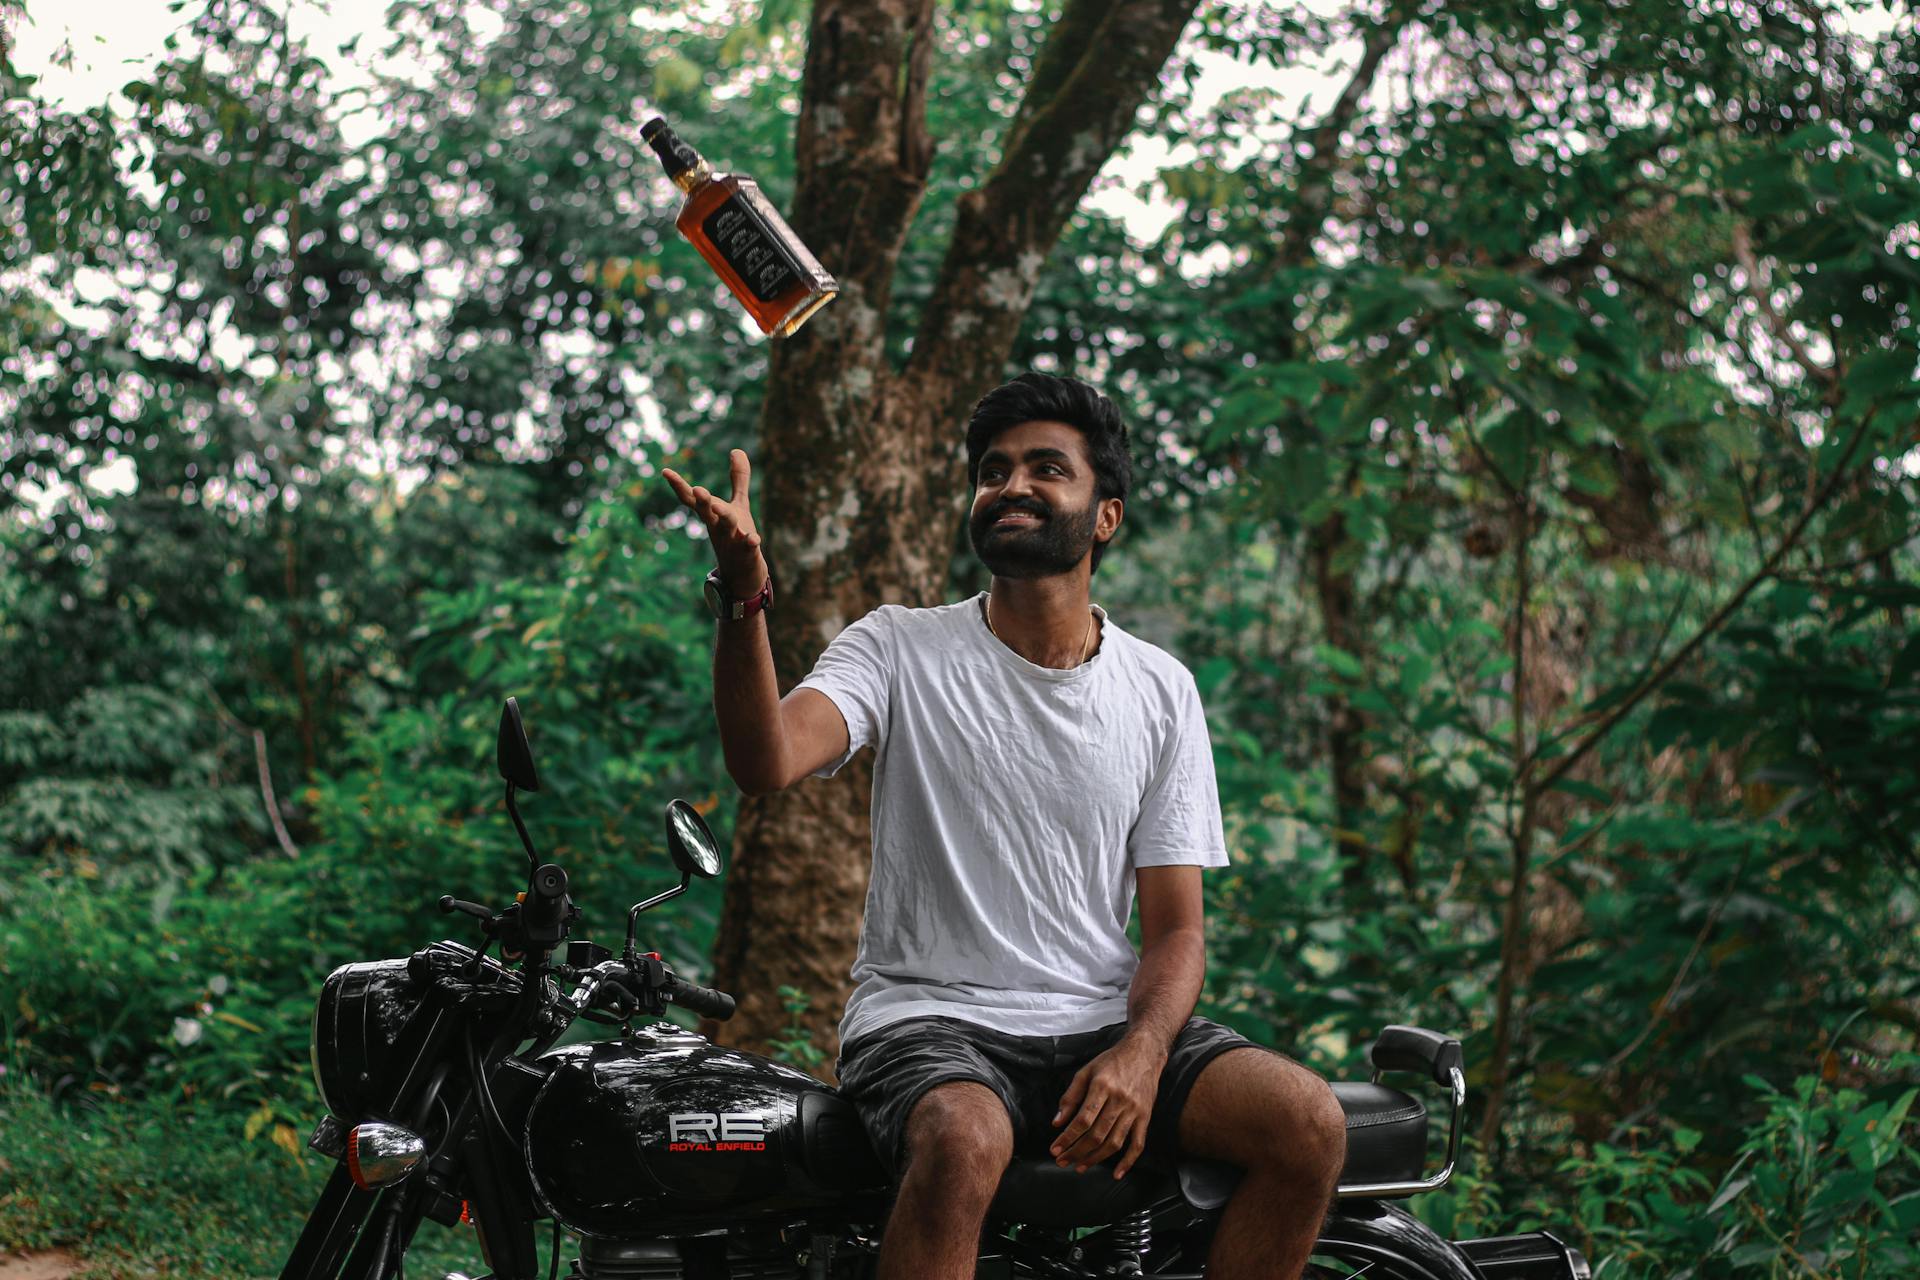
[1562,1060,1920,1278]
[0,1083,492,1278]
[1,489,727,1107]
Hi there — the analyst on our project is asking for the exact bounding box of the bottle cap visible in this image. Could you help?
[642,117,702,180]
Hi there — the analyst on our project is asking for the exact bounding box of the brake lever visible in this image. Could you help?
[579,971,638,1020]
[439,895,494,922]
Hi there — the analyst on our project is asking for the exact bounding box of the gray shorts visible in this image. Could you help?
[834,1014,1262,1176]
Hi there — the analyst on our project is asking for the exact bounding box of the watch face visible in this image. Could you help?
[703,573,728,619]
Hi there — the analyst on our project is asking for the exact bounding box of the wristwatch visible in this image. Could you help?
[704,567,774,621]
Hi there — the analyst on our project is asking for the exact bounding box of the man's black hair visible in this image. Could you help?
[964,372,1132,572]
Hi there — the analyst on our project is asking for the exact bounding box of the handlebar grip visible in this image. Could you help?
[663,976,736,1022]
[523,863,569,934]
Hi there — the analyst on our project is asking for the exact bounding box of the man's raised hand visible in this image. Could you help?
[662,449,766,594]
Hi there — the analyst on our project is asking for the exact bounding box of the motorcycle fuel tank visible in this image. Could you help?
[524,1025,886,1237]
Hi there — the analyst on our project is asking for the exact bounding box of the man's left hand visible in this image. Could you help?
[1050,1035,1168,1178]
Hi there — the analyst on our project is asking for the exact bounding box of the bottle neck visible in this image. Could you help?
[643,118,710,193]
[671,161,712,194]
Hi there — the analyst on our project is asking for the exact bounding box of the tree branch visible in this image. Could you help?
[1523,407,1888,800]
[903,0,1202,398]
[1731,219,1835,389]
[1539,573,1695,746]
[1478,432,1539,1157]
[996,0,1112,161]
[1271,13,1408,268]
[201,681,301,860]
[1597,854,1749,1078]
[1778,530,1920,583]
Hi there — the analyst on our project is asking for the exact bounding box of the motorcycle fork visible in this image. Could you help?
[339,1183,431,1280]
[457,1118,539,1279]
[342,1055,540,1280]
[281,994,460,1280]
[334,1070,460,1280]
[280,1166,378,1280]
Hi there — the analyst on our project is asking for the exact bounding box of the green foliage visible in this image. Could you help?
[0,1083,484,1280]
[766,983,827,1072]
[0,684,261,876]
[1562,1126,1719,1275]
[1560,1064,1920,1279]
[4,0,1919,1275]
[1,480,727,1109]
[1696,1069,1920,1279]
[0,1082,319,1278]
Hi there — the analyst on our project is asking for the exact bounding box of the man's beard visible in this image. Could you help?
[968,495,1100,580]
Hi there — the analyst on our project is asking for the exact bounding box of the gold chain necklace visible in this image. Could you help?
[985,596,1097,668]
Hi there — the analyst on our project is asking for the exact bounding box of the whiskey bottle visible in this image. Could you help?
[641,116,838,338]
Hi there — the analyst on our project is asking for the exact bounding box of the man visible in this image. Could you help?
[662,373,1346,1280]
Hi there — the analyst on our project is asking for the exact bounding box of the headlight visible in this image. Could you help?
[309,941,520,1120]
[310,957,421,1120]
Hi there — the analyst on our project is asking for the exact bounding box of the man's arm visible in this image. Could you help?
[713,611,849,795]
[1122,864,1207,1048]
[662,450,850,794]
[1050,865,1206,1179]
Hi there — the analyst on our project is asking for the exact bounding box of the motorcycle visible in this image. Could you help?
[280,698,1592,1280]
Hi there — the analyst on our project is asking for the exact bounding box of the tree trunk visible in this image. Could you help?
[1480,487,1537,1157]
[1309,507,1372,896]
[705,0,1203,1062]
[281,525,319,780]
[1273,19,1406,904]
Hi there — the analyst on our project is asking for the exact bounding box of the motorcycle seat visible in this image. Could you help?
[988,1080,1429,1226]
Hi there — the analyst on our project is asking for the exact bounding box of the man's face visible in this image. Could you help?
[968,420,1120,580]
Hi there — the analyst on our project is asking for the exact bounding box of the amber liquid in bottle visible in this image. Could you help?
[642,117,837,338]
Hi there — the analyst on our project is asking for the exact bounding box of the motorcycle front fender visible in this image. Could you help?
[1318,1200,1483,1280]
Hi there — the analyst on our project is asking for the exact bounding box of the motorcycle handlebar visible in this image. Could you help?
[662,975,736,1022]
[523,863,569,938]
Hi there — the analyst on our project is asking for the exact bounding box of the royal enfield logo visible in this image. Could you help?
[667,1111,768,1153]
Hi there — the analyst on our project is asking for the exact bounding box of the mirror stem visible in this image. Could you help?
[505,782,538,877]
[623,874,691,960]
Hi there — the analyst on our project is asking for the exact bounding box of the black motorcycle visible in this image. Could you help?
[281,699,1591,1280]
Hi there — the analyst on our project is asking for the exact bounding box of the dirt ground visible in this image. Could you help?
[0,1253,82,1280]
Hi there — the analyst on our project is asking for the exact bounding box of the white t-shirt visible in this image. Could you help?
[796,593,1228,1044]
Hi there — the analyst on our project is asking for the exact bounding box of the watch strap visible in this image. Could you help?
[706,568,774,620]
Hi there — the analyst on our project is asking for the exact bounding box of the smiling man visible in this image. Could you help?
[662,372,1347,1280]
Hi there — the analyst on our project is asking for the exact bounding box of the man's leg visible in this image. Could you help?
[1177,1047,1347,1280]
[877,1081,1015,1280]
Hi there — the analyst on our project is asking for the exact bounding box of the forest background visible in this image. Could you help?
[2,0,1918,1276]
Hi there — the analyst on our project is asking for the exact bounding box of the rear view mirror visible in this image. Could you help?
[497,698,540,792]
[623,800,723,954]
[665,799,721,879]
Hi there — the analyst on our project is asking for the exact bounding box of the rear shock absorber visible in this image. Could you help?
[1110,1209,1150,1276]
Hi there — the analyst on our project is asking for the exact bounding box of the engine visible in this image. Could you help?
[573,1231,811,1280]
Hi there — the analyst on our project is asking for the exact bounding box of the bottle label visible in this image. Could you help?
[701,188,807,303]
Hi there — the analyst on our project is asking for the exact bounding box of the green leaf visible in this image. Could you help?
[1726,1241,1781,1268]
[1478,409,1531,490]
[1399,652,1433,697]
[1550,778,1614,806]
[1315,645,1365,682]
[1839,346,1920,415]
[1567,449,1620,498]
[1646,705,1698,754]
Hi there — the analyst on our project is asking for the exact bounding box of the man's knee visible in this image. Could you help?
[1294,1072,1348,1187]
[900,1081,1015,1197]
[1182,1049,1348,1187]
